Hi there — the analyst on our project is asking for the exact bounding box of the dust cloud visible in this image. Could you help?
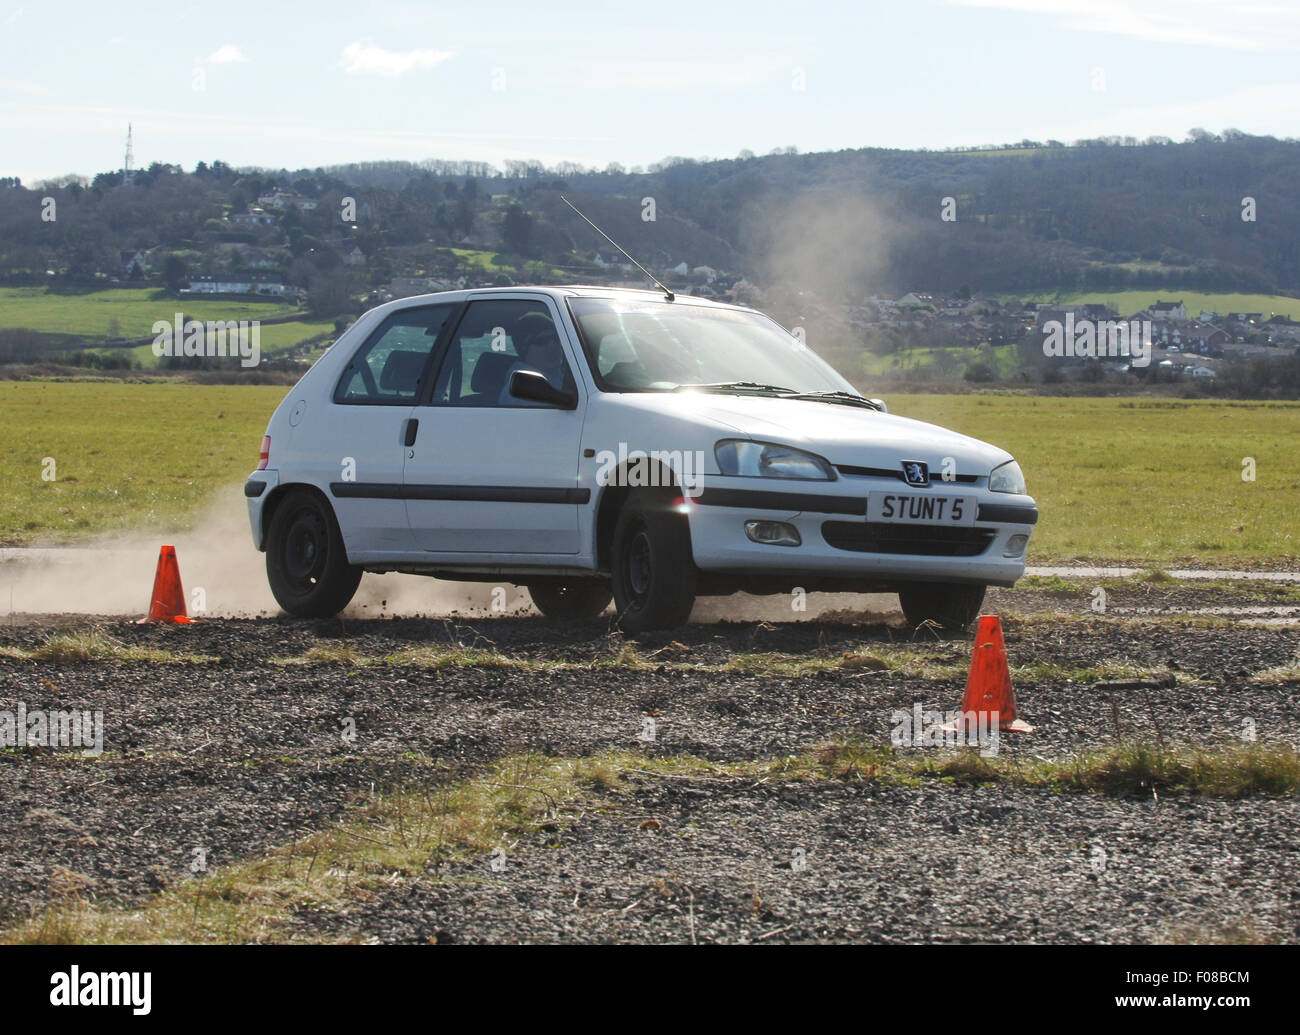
[753,190,900,301]
[0,486,899,622]
[0,486,529,620]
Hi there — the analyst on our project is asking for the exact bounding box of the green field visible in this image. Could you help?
[0,384,1296,565]
[0,286,303,341]
[1011,289,1300,321]
[0,382,284,543]
[893,394,1299,565]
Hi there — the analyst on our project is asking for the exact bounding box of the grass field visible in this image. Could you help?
[895,394,1299,565]
[0,382,284,543]
[0,384,1296,565]
[1011,289,1300,321]
[0,286,302,341]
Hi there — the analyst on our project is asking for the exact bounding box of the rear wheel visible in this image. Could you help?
[526,579,613,620]
[611,491,697,633]
[898,582,986,631]
[266,489,362,617]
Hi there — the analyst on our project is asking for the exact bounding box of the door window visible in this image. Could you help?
[431,299,573,407]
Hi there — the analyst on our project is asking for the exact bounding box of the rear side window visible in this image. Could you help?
[334,304,456,404]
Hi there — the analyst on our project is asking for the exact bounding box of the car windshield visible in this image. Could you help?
[568,297,857,395]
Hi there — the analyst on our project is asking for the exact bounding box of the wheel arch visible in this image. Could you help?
[260,482,339,551]
[592,460,685,571]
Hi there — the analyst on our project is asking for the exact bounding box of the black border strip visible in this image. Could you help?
[330,482,590,505]
[694,488,866,516]
[976,503,1039,525]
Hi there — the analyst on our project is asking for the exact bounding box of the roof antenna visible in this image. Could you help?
[560,195,674,301]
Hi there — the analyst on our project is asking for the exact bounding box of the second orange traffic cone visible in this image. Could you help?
[138,545,194,624]
[958,615,1032,732]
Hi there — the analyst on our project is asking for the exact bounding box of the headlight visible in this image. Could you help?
[715,440,835,480]
[989,459,1026,494]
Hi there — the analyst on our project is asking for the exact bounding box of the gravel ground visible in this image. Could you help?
[1,580,1297,943]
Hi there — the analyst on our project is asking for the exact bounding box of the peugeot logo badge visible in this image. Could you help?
[901,460,929,487]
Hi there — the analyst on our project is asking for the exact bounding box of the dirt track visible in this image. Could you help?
[1,579,1297,943]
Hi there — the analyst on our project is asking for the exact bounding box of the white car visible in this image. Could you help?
[245,286,1037,632]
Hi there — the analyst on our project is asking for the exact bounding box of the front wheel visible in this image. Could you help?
[611,491,697,633]
[526,579,613,620]
[898,582,986,631]
[266,489,362,617]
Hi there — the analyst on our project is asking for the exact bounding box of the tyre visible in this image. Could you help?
[266,489,362,617]
[526,579,613,620]
[610,490,697,633]
[898,582,986,631]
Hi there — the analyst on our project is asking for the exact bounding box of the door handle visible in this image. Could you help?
[402,418,419,447]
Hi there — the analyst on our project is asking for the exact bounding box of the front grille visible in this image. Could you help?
[821,521,995,557]
[835,465,981,484]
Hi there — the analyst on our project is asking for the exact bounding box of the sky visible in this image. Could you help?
[3,0,1299,184]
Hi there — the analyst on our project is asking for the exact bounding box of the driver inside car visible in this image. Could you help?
[499,326,567,405]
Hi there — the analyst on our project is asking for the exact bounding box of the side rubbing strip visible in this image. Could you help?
[329,482,590,505]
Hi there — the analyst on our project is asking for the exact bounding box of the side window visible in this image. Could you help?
[334,304,456,404]
[431,299,573,407]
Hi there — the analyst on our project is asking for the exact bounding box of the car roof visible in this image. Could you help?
[376,284,753,315]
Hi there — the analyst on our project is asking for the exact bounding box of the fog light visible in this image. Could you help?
[745,520,801,547]
[1004,534,1029,557]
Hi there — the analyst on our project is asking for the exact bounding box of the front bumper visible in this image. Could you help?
[686,479,1037,587]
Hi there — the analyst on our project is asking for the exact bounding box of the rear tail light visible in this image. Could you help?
[257,435,271,470]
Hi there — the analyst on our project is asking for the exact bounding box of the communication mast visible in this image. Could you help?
[124,124,134,185]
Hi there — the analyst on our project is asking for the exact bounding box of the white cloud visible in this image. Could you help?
[946,0,1300,51]
[206,44,249,64]
[337,39,454,78]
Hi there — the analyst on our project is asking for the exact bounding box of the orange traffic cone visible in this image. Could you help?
[138,545,194,624]
[956,615,1032,733]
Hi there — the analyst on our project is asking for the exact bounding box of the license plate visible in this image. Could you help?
[867,491,978,526]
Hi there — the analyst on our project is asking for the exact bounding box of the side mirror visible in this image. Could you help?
[868,397,888,413]
[509,369,579,409]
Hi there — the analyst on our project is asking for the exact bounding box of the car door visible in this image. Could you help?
[403,295,586,555]
[321,302,457,560]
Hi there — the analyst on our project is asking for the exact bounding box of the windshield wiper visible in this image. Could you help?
[785,390,884,411]
[673,381,798,394]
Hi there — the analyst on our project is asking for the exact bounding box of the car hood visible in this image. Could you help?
[612,393,1014,475]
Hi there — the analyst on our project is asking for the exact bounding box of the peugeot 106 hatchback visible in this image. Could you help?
[245,286,1037,632]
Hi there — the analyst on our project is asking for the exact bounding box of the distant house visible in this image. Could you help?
[121,250,148,276]
[390,276,452,298]
[669,261,689,277]
[1181,324,1229,354]
[1190,365,1217,379]
[232,207,275,229]
[691,265,718,283]
[182,272,301,298]
[258,189,318,212]
[1150,300,1187,321]
[342,246,367,268]
[1079,303,1117,320]
[896,292,934,309]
